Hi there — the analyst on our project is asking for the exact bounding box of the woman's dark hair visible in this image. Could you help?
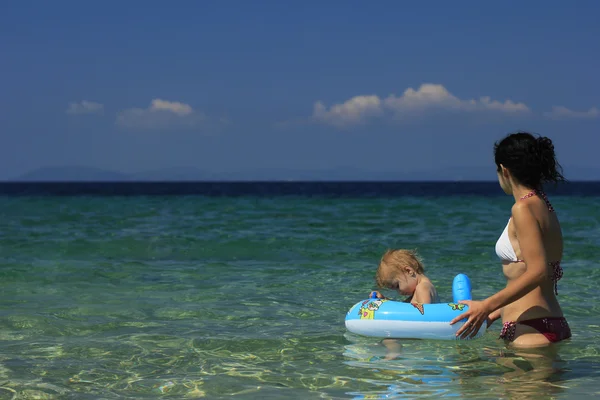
[494,131,566,188]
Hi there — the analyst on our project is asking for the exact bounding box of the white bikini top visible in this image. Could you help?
[495,189,555,263]
[495,218,522,263]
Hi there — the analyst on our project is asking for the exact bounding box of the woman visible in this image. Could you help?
[450,131,571,347]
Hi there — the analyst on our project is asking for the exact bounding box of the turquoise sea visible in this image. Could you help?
[1,182,599,399]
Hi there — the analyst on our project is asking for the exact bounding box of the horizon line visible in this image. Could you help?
[0,179,596,184]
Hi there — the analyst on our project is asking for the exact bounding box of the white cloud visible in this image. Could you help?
[312,95,383,127]
[310,83,530,128]
[148,99,193,116]
[383,84,529,114]
[116,98,204,130]
[66,100,104,115]
[543,105,599,119]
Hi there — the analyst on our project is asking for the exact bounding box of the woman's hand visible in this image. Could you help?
[449,299,491,339]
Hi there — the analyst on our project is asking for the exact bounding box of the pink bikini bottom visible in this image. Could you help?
[499,317,571,343]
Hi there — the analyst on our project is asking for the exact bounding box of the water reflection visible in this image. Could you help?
[483,344,569,399]
[342,332,570,399]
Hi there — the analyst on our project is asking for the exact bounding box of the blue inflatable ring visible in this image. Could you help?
[345,274,485,340]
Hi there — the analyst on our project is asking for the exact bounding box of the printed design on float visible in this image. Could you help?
[448,303,466,311]
[411,302,425,315]
[358,299,388,319]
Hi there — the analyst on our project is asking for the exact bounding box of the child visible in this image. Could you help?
[370,249,439,359]
[371,248,439,304]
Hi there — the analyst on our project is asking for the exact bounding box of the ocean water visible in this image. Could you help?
[1,182,599,399]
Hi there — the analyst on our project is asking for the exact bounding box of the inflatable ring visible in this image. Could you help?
[344,274,485,340]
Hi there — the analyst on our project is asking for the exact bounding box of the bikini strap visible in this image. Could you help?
[519,189,555,212]
[549,261,563,295]
[519,189,537,200]
[537,190,555,213]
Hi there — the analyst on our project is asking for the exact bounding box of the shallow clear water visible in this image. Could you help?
[1,190,599,399]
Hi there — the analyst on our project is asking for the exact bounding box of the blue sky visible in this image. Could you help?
[1,0,599,180]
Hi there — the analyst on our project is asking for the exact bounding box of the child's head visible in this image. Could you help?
[375,249,425,296]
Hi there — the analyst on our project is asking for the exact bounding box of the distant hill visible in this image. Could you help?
[130,167,217,181]
[12,165,495,181]
[13,166,221,182]
[15,166,130,181]
[9,164,600,182]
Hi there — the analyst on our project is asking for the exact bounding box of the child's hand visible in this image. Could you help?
[369,291,387,299]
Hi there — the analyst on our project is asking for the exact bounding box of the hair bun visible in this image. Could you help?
[536,136,554,153]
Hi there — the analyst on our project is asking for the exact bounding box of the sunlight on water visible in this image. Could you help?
[0,193,599,398]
